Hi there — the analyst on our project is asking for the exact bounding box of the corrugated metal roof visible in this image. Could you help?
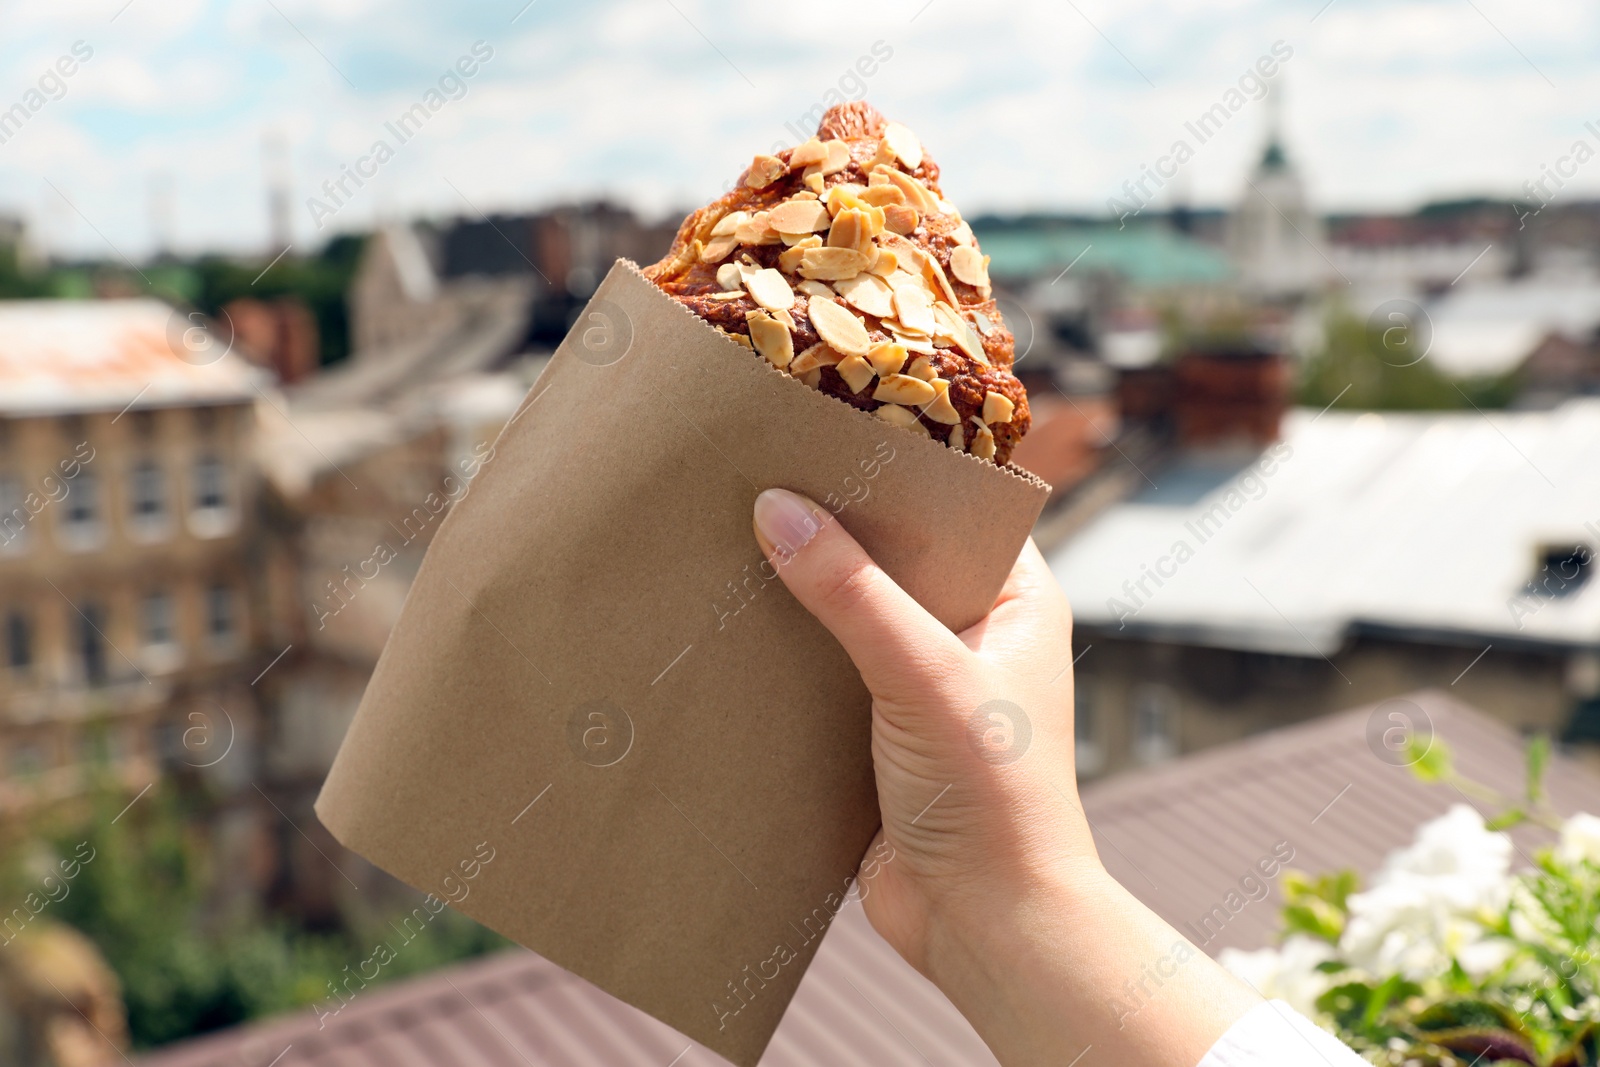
[137,692,1600,1066]
[0,299,258,416]
[1424,273,1600,378]
[1049,400,1600,654]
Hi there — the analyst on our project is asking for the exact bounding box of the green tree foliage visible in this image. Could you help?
[0,234,366,366]
[192,234,366,366]
[2,777,504,1049]
[1299,303,1518,411]
[0,244,51,299]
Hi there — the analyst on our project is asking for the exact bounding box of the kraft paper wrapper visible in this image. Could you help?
[315,260,1049,1066]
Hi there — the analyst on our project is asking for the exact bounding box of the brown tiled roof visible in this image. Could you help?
[138,690,1600,1066]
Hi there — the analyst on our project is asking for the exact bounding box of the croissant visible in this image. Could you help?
[644,101,1030,466]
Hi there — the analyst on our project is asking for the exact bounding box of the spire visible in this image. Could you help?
[1259,80,1288,172]
[263,128,293,257]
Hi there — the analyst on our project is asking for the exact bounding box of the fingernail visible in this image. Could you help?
[753,488,825,561]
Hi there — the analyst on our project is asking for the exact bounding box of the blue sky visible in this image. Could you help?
[0,0,1596,259]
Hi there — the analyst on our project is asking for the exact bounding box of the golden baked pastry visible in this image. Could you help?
[644,101,1030,465]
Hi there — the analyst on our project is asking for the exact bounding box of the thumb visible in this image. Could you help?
[752,488,967,701]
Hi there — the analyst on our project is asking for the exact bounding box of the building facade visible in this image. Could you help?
[0,300,262,810]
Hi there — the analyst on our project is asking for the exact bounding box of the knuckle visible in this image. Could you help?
[810,555,882,619]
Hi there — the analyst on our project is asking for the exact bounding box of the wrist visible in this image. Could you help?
[921,857,1120,1057]
[923,858,1257,1067]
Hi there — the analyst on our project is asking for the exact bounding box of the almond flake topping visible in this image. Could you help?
[796,279,834,298]
[873,374,936,406]
[789,139,827,168]
[971,425,997,461]
[892,331,937,355]
[769,198,832,235]
[735,211,781,246]
[878,167,941,214]
[859,184,906,208]
[747,154,786,189]
[835,353,876,393]
[745,268,794,312]
[790,342,843,375]
[874,403,928,436]
[778,240,815,273]
[950,245,990,288]
[881,121,923,170]
[798,247,870,281]
[982,390,1016,426]
[715,263,743,291]
[834,271,895,318]
[808,295,872,356]
[746,311,794,369]
[893,286,936,335]
[923,379,962,424]
[827,209,872,255]
[711,211,750,238]
[865,341,908,378]
[953,319,989,364]
[700,236,737,263]
[821,139,852,175]
[883,204,919,235]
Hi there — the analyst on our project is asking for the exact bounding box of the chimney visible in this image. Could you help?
[1115,343,1289,448]
[1171,345,1289,446]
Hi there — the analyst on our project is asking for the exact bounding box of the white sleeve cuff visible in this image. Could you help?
[1198,1000,1369,1067]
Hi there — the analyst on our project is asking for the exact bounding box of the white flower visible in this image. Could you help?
[1220,935,1335,1017]
[1339,805,1513,980]
[1558,812,1600,866]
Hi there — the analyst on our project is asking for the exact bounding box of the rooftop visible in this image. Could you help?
[1049,400,1600,654]
[972,223,1235,288]
[136,693,1598,1067]
[0,299,258,417]
[1423,272,1600,378]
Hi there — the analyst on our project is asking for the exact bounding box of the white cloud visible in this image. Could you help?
[2,0,1599,258]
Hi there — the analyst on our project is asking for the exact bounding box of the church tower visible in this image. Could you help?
[1227,85,1328,298]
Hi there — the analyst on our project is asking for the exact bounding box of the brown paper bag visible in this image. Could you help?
[315,260,1049,1065]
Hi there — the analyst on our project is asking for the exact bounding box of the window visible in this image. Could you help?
[206,584,236,646]
[1075,677,1104,775]
[60,469,103,549]
[77,601,109,686]
[1527,544,1593,599]
[193,456,229,513]
[1132,684,1178,764]
[141,591,176,648]
[0,474,25,551]
[129,460,168,529]
[5,611,31,672]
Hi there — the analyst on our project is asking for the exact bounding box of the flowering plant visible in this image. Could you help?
[1222,736,1600,1065]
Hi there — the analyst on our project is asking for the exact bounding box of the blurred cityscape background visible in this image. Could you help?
[2,1,1599,1064]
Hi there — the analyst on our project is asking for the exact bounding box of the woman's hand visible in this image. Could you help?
[753,487,1259,1067]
